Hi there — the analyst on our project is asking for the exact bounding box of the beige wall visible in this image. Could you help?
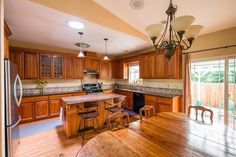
[188,27,236,60]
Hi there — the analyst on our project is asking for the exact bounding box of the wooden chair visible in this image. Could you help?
[188,105,213,123]
[107,111,130,131]
[139,105,155,121]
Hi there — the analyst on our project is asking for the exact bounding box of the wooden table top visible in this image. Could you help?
[77,112,236,157]
[61,93,125,105]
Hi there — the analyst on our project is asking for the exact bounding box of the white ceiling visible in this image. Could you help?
[5,0,236,56]
[4,0,149,56]
[95,0,236,35]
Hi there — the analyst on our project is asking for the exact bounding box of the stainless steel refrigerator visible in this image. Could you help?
[4,60,23,157]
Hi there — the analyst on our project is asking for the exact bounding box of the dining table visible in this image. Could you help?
[76,112,236,157]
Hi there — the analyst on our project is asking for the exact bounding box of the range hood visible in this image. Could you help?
[84,70,99,75]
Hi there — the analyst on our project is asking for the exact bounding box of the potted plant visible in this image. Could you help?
[37,80,48,94]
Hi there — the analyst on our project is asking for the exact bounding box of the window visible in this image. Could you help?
[128,63,141,84]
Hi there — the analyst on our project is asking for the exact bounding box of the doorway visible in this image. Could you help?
[190,57,236,128]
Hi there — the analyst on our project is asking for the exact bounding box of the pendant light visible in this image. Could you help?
[77,32,85,58]
[145,0,203,59]
[103,38,109,60]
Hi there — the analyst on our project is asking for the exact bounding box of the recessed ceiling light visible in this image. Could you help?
[68,21,84,29]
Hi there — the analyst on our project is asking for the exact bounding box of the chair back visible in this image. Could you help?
[77,101,99,114]
[139,105,155,121]
[107,112,130,131]
[188,105,213,123]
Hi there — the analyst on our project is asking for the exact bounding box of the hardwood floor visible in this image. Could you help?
[15,126,82,157]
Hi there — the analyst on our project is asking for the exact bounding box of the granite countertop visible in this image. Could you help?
[62,93,126,105]
[117,88,182,98]
[22,90,84,98]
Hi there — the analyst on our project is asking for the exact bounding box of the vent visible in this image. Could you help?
[129,0,144,10]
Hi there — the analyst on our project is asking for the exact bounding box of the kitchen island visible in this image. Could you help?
[61,93,126,138]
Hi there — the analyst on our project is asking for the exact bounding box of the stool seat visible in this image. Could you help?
[105,106,122,113]
[79,110,99,119]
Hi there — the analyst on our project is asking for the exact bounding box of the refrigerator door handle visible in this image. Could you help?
[11,115,21,129]
[14,74,23,107]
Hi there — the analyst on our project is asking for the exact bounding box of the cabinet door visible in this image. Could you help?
[75,58,84,79]
[157,103,171,112]
[53,55,64,78]
[111,60,117,79]
[65,56,76,78]
[35,101,49,119]
[24,52,39,79]
[85,57,100,71]
[140,53,155,79]
[20,102,34,123]
[115,59,127,79]
[10,50,24,78]
[155,51,165,79]
[40,54,52,78]
[100,61,112,79]
[49,100,61,117]
[145,95,157,113]
[165,47,182,79]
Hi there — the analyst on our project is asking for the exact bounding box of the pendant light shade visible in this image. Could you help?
[77,32,85,58]
[171,15,195,33]
[77,50,85,57]
[103,38,109,60]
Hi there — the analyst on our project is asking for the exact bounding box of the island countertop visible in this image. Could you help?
[62,93,126,105]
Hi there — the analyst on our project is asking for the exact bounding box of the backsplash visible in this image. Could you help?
[117,84,182,95]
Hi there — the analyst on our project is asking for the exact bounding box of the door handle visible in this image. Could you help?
[11,115,21,128]
[14,74,23,107]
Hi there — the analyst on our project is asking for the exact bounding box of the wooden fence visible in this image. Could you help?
[191,82,236,107]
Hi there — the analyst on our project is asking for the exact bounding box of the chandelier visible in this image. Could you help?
[145,0,203,59]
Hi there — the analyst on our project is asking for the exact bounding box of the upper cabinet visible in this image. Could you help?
[52,55,64,79]
[155,50,166,79]
[4,21,12,59]
[140,52,155,79]
[40,54,52,79]
[115,59,128,79]
[10,49,24,78]
[75,58,84,79]
[24,52,39,79]
[100,60,112,79]
[84,57,100,71]
[65,56,76,79]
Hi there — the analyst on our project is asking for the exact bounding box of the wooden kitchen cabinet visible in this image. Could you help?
[40,54,52,79]
[140,52,155,79]
[75,58,84,79]
[84,57,100,71]
[115,90,133,110]
[65,56,76,78]
[156,96,180,112]
[114,59,128,79]
[155,50,165,79]
[165,47,182,79]
[100,60,112,79]
[49,100,61,117]
[4,21,12,59]
[24,52,39,79]
[52,55,64,78]
[35,101,49,120]
[10,49,24,78]
[20,102,34,123]
[145,95,157,113]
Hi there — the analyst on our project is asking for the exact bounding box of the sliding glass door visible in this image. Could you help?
[191,57,236,128]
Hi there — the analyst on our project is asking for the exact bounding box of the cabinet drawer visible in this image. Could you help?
[22,96,48,103]
[72,92,86,96]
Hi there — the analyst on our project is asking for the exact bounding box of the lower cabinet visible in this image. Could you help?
[144,94,181,113]
[115,90,133,110]
[20,92,85,123]
[35,101,49,119]
[20,102,34,123]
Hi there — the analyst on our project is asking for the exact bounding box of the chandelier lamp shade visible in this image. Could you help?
[103,38,109,60]
[145,0,203,59]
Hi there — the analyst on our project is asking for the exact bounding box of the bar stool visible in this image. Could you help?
[104,98,125,122]
[77,102,99,145]
[139,105,155,121]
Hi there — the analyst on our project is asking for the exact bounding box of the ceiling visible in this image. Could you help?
[5,0,236,56]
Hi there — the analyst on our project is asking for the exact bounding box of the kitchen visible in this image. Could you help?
[1,0,236,157]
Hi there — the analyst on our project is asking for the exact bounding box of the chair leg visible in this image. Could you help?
[78,117,82,136]
[96,118,99,133]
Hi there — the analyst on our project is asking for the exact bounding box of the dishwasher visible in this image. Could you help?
[133,92,145,113]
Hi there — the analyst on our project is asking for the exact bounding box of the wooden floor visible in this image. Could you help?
[15,126,82,157]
